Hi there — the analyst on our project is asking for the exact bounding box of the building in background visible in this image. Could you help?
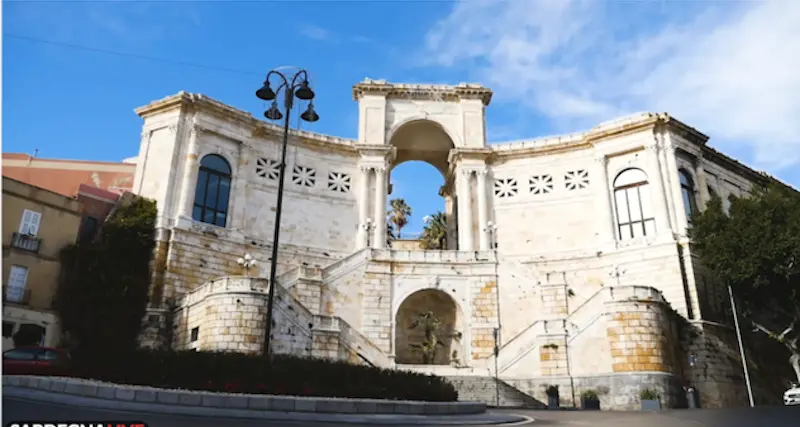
[2,153,136,197]
[2,177,84,351]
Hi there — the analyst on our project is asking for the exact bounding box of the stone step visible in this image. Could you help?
[446,376,546,409]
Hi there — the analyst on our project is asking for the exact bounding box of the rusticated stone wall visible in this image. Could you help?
[605,292,677,374]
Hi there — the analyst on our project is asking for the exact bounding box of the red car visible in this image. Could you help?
[3,346,71,376]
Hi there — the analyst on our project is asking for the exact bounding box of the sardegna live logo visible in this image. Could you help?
[6,422,148,427]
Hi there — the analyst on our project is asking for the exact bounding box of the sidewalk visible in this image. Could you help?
[4,387,532,426]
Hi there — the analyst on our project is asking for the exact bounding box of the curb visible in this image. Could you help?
[3,375,483,415]
[4,388,531,426]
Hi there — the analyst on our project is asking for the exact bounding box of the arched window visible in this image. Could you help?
[613,168,656,240]
[192,154,232,227]
[679,169,697,222]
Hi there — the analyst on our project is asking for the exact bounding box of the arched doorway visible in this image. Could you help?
[394,289,463,365]
[387,120,458,250]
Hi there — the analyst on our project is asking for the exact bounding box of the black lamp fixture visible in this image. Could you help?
[253,68,320,360]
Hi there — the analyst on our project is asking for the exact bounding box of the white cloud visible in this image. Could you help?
[300,24,336,42]
[422,0,800,172]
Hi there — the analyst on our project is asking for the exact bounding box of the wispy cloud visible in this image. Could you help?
[421,0,800,172]
[300,24,336,42]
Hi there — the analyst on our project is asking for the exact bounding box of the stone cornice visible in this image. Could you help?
[355,144,396,163]
[352,79,493,106]
[135,92,358,151]
[447,147,494,164]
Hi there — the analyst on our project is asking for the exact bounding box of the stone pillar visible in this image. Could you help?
[662,131,689,235]
[694,157,711,208]
[592,154,614,244]
[357,166,372,249]
[177,125,200,219]
[476,168,490,250]
[373,167,388,249]
[457,169,474,251]
[644,144,672,236]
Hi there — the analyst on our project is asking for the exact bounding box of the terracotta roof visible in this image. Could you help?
[2,153,135,198]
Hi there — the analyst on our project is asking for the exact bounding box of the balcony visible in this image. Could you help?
[10,233,41,254]
[3,286,32,305]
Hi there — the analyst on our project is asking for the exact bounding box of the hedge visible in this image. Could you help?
[69,349,458,402]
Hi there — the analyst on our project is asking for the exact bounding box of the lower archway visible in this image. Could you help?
[395,289,463,365]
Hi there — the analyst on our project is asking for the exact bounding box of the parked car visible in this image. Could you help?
[785,384,800,406]
[3,346,71,376]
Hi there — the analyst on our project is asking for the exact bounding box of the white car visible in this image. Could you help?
[785,385,800,406]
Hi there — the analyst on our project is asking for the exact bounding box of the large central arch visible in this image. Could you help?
[387,119,459,249]
[394,288,464,365]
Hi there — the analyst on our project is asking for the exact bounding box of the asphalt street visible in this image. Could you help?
[4,397,799,427]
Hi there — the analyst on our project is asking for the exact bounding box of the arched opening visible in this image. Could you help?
[193,154,232,227]
[394,289,463,365]
[387,120,457,250]
[613,168,655,240]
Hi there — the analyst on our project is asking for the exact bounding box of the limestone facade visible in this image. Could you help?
[131,80,787,409]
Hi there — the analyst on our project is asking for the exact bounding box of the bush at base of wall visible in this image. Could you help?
[70,349,458,402]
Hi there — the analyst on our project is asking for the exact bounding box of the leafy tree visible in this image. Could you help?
[409,311,444,364]
[408,311,461,365]
[54,196,157,354]
[388,199,412,238]
[420,212,448,250]
[689,183,800,384]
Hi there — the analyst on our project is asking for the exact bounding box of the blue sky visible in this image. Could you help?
[4,0,800,235]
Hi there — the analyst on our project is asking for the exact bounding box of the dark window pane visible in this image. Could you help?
[200,155,231,175]
[194,171,209,206]
[192,206,203,221]
[204,210,215,224]
[217,178,231,213]
[206,174,220,209]
[215,212,227,227]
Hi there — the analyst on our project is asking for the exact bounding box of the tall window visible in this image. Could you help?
[19,209,42,236]
[613,168,656,240]
[6,265,29,303]
[192,154,232,227]
[679,169,697,222]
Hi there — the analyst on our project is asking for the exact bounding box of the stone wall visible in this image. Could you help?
[174,276,313,355]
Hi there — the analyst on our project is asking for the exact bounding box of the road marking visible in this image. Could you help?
[493,414,535,426]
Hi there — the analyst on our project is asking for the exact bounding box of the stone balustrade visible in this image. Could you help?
[368,249,497,264]
[179,276,268,308]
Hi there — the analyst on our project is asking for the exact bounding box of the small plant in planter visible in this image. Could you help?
[640,388,661,411]
[580,389,600,410]
[544,384,560,409]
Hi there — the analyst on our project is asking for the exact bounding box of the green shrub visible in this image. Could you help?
[580,389,598,400]
[640,388,659,400]
[70,349,458,402]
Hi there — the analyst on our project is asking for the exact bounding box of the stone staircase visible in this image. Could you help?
[446,376,546,408]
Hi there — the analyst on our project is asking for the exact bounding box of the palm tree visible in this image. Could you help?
[388,199,412,238]
[420,212,447,250]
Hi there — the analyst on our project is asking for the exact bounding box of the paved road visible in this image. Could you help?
[4,397,799,427]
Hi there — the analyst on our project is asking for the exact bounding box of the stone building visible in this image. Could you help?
[131,79,790,410]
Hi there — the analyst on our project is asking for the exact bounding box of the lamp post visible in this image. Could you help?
[483,221,497,249]
[255,68,320,358]
[363,218,374,247]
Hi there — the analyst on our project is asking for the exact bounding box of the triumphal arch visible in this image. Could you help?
[130,78,787,409]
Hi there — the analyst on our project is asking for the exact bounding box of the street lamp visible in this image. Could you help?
[483,221,497,249]
[237,253,257,277]
[363,218,374,247]
[255,68,320,358]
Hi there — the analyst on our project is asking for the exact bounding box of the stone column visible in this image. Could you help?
[476,168,490,250]
[177,125,200,219]
[357,166,372,249]
[457,169,474,251]
[592,154,614,244]
[693,157,711,208]
[644,144,672,236]
[662,131,689,235]
[373,167,388,249]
